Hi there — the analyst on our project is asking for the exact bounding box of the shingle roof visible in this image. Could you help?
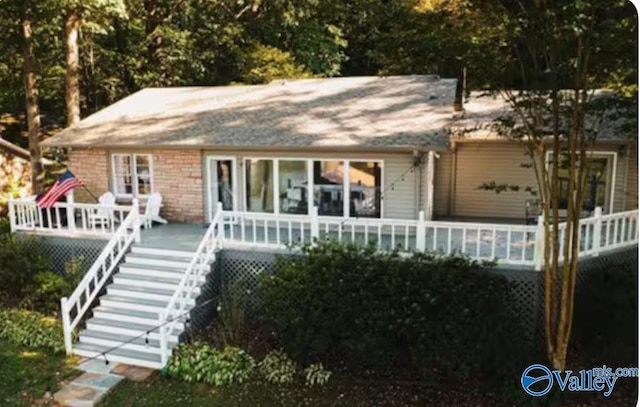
[42,75,458,151]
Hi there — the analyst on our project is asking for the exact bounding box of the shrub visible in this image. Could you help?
[304,363,332,386]
[0,309,65,352]
[258,349,297,384]
[0,224,50,308]
[260,240,530,381]
[166,342,255,385]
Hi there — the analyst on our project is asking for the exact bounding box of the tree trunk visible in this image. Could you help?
[65,10,81,127]
[22,18,43,194]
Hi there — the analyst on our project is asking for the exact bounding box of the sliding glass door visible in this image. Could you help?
[207,157,237,221]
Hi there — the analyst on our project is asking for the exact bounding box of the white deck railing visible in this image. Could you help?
[158,204,224,366]
[59,200,141,354]
[9,196,135,238]
[219,207,638,270]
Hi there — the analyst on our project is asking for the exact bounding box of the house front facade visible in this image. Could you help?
[44,76,637,225]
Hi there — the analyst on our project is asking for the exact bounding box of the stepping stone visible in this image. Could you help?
[72,372,123,390]
[77,359,116,374]
[53,384,106,407]
[111,363,154,382]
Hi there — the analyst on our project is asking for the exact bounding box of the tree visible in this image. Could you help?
[488,0,637,370]
[61,0,126,127]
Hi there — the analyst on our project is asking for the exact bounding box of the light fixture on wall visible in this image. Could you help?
[617,144,627,157]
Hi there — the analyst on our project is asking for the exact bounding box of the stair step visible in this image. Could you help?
[79,329,177,355]
[100,294,195,313]
[107,283,200,301]
[125,253,209,269]
[113,273,203,291]
[131,245,197,258]
[93,306,161,324]
[73,342,163,369]
[86,317,181,341]
[119,263,208,281]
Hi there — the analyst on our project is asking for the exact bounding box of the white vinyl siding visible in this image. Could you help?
[453,143,536,220]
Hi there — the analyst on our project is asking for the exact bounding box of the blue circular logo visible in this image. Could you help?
[521,364,554,397]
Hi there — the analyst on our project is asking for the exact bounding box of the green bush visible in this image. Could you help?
[166,342,255,385]
[258,349,297,384]
[0,221,51,308]
[0,309,65,353]
[260,240,530,381]
[304,363,332,386]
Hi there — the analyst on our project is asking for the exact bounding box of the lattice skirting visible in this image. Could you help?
[16,234,107,277]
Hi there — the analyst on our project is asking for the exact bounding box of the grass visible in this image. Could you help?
[99,372,520,407]
[0,340,79,406]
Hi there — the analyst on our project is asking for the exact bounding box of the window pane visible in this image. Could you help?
[135,155,153,195]
[279,160,308,214]
[246,159,274,213]
[313,160,344,217]
[216,160,234,211]
[349,161,382,218]
[114,155,133,195]
[557,156,609,212]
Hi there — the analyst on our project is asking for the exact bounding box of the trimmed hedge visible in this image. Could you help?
[0,309,65,353]
[260,241,532,381]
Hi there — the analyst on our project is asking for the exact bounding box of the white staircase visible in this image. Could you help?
[71,245,211,369]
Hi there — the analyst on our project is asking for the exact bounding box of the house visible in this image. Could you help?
[8,75,638,369]
[38,75,637,224]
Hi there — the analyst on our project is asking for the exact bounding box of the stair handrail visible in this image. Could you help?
[60,199,141,355]
[159,203,223,366]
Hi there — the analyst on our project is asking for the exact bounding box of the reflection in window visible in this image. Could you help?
[245,159,274,212]
[279,160,308,214]
[112,154,154,197]
[558,157,609,211]
[136,155,152,195]
[349,161,382,218]
[313,161,344,217]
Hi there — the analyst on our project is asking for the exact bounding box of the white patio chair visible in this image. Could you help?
[142,192,168,228]
[88,192,116,229]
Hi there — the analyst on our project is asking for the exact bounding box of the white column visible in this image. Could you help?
[533,215,545,271]
[425,151,436,221]
[343,160,350,218]
[132,198,141,242]
[66,190,76,232]
[416,210,426,251]
[592,206,602,256]
[60,297,72,354]
[311,206,319,242]
[8,196,16,232]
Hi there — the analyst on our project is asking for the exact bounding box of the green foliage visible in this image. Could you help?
[303,363,331,386]
[0,226,51,308]
[166,342,255,386]
[0,309,65,352]
[258,349,297,384]
[240,43,310,84]
[260,240,530,381]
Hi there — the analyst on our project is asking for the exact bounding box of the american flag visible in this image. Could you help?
[36,171,83,209]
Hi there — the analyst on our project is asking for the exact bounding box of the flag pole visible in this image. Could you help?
[66,169,99,202]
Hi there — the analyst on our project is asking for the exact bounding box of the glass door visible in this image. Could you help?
[207,157,237,221]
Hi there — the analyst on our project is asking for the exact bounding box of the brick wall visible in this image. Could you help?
[153,150,204,223]
[68,149,109,203]
[68,148,205,223]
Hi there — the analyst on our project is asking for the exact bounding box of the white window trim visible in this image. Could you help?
[110,153,155,199]
[544,150,617,214]
[205,156,238,222]
[242,157,385,218]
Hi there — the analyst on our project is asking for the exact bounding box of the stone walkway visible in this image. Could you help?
[54,359,153,407]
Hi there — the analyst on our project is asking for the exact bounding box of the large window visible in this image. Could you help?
[245,159,274,212]
[313,160,344,217]
[279,160,309,214]
[243,158,384,218]
[349,161,382,218]
[112,154,154,197]
[551,153,614,213]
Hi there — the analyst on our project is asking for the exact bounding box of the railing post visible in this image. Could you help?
[60,297,72,355]
[159,323,168,367]
[215,202,224,244]
[132,198,141,243]
[8,196,16,233]
[416,211,426,251]
[66,190,76,232]
[311,206,319,243]
[533,215,545,271]
[592,207,602,256]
